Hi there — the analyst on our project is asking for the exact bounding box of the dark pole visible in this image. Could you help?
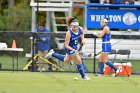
[35,0,39,62]
[93,37,96,74]
[36,0,39,26]
[32,0,39,71]
[31,34,35,71]
[35,0,39,54]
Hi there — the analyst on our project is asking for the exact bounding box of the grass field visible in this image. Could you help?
[0,72,140,93]
[0,55,140,93]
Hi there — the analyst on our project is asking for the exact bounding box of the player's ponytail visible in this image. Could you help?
[67,17,76,27]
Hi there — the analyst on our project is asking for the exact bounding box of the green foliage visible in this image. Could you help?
[0,16,7,30]
[73,8,84,27]
[0,0,31,31]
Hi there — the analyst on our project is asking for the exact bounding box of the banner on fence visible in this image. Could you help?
[87,9,140,29]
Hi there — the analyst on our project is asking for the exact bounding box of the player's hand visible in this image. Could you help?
[73,50,79,55]
[40,38,46,41]
[81,42,85,45]
[93,32,97,35]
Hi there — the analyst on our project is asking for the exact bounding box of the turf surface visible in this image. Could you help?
[0,72,139,93]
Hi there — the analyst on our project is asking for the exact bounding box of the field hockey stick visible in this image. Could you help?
[95,39,124,56]
[95,31,131,56]
[70,44,83,65]
[78,44,83,51]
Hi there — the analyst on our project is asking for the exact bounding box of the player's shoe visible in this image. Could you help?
[112,68,120,77]
[115,68,120,77]
[37,67,45,72]
[95,73,103,77]
[42,68,45,71]
[82,76,91,81]
[45,49,54,58]
[37,67,41,72]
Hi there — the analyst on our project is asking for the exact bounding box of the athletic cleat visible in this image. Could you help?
[42,68,45,71]
[45,49,54,58]
[37,67,42,72]
[115,68,120,77]
[96,73,103,77]
[82,76,91,81]
[37,67,45,72]
[112,68,120,77]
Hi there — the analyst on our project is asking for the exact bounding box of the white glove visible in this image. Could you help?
[72,49,79,55]
[40,38,46,41]
[93,32,97,35]
[74,50,79,55]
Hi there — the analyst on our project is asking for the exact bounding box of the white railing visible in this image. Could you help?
[30,0,73,7]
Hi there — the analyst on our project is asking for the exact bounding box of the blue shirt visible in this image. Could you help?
[115,0,122,4]
[37,28,50,51]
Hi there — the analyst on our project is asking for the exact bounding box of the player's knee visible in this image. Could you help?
[104,60,108,63]
[64,58,71,63]
[75,60,82,64]
[99,58,103,62]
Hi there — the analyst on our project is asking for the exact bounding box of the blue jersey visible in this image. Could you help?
[102,33,111,42]
[37,28,50,51]
[65,27,82,54]
[102,29,111,53]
